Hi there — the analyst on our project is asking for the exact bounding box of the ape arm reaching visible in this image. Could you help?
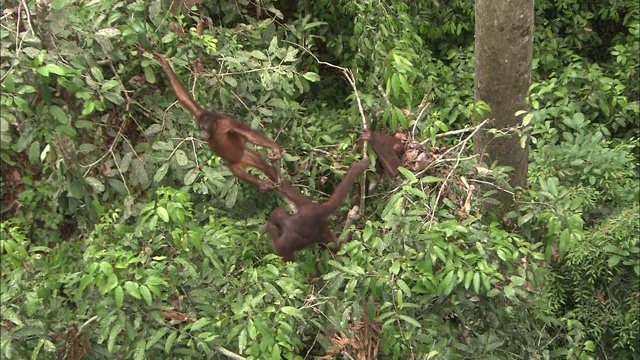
[151,51,281,190]
[263,158,369,261]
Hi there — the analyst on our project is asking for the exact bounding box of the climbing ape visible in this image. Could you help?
[151,51,281,190]
[263,159,369,261]
[361,129,404,177]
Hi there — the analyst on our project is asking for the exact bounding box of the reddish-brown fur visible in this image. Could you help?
[263,159,369,261]
[361,129,404,177]
[151,51,281,190]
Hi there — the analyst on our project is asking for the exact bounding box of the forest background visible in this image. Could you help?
[0,0,638,359]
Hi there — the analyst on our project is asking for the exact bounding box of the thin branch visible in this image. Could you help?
[467,178,514,196]
[216,346,246,360]
[164,136,194,161]
[108,60,131,111]
[77,316,98,335]
[110,146,131,196]
[425,119,489,226]
[421,121,485,145]
[80,118,127,177]
[412,94,430,137]
[283,41,367,130]
[284,40,370,213]
[373,75,392,108]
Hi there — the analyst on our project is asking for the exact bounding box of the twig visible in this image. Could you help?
[77,316,98,335]
[467,178,514,196]
[373,75,392,108]
[110,145,131,196]
[421,126,476,144]
[216,346,246,360]
[425,119,489,226]
[412,94,430,137]
[108,60,131,111]
[80,121,125,173]
[284,40,369,214]
[165,136,194,161]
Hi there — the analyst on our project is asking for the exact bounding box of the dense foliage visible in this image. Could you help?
[1,0,638,359]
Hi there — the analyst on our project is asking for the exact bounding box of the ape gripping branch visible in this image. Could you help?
[150,51,281,191]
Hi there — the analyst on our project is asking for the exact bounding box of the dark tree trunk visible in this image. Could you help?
[473,0,534,211]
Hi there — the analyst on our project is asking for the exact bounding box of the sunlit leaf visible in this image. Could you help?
[156,206,170,222]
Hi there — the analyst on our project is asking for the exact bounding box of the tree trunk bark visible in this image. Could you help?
[473,0,534,211]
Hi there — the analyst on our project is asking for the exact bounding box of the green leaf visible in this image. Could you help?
[504,285,516,300]
[221,75,236,87]
[464,270,473,289]
[225,184,238,208]
[398,314,421,328]
[442,270,456,295]
[146,124,163,136]
[547,178,558,197]
[607,255,621,268]
[103,91,124,105]
[280,306,303,319]
[55,124,77,138]
[247,319,257,340]
[3,74,15,92]
[104,273,119,294]
[598,98,610,117]
[584,340,595,352]
[165,331,178,353]
[559,229,570,255]
[114,286,124,308]
[510,275,526,287]
[76,275,94,298]
[421,176,445,183]
[363,223,372,241]
[85,177,106,193]
[390,73,400,97]
[101,79,120,92]
[91,67,104,82]
[144,65,157,84]
[399,74,411,94]
[238,328,247,352]
[31,338,45,359]
[175,150,188,166]
[100,261,114,275]
[50,105,67,123]
[472,271,481,293]
[28,141,41,165]
[82,101,96,115]
[432,245,446,263]
[184,170,197,185]
[107,322,123,353]
[156,207,170,222]
[124,281,141,299]
[133,339,146,360]
[396,279,411,297]
[140,285,152,305]
[250,50,268,60]
[51,0,66,10]
[191,317,210,331]
[302,72,320,82]
[390,261,401,275]
[154,163,170,182]
[481,273,491,291]
[398,167,418,182]
[147,328,169,350]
